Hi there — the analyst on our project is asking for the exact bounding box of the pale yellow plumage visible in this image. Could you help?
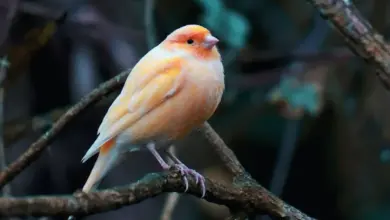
[98,58,185,141]
[77,24,225,203]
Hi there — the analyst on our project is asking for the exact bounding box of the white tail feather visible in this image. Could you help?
[68,142,120,220]
[82,146,120,192]
[82,135,111,163]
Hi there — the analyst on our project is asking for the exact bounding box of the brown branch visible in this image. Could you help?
[0,66,314,219]
[198,123,252,182]
[198,122,257,219]
[160,192,180,220]
[0,69,131,187]
[3,95,116,145]
[2,0,381,217]
[159,147,181,220]
[4,107,70,145]
[225,211,250,220]
[304,0,390,89]
[0,170,314,220]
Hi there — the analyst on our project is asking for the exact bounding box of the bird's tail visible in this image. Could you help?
[82,138,119,192]
[68,138,118,220]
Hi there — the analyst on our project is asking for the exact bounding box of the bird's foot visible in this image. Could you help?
[170,163,206,198]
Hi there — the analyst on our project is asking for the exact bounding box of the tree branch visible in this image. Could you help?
[3,95,115,145]
[4,107,70,145]
[0,170,313,220]
[304,0,390,89]
[198,122,257,219]
[225,211,250,220]
[198,123,249,179]
[0,63,314,219]
[160,192,180,220]
[1,103,314,219]
[0,69,130,187]
[0,1,382,219]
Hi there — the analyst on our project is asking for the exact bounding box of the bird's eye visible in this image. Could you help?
[187,39,194,44]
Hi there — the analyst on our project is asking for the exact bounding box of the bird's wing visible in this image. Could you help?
[82,57,186,161]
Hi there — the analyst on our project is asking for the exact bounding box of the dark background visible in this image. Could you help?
[1,0,390,219]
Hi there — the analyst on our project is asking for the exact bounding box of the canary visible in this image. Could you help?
[79,25,224,199]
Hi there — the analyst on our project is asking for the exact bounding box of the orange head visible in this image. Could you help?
[161,24,221,60]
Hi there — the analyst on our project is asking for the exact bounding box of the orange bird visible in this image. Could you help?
[80,25,224,198]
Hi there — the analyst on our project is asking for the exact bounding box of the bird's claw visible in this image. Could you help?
[171,164,206,198]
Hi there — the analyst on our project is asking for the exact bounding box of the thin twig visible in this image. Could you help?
[305,0,390,89]
[0,170,314,220]
[160,146,181,220]
[0,69,131,187]
[197,123,251,181]
[0,56,10,197]
[0,57,17,220]
[0,2,20,218]
[4,107,70,145]
[3,95,115,145]
[225,211,249,220]
[160,192,180,220]
[266,16,329,215]
[268,119,301,197]
[0,9,315,214]
[198,123,255,219]
[0,67,314,219]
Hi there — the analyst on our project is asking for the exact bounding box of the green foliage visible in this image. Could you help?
[267,75,321,116]
[194,0,250,49]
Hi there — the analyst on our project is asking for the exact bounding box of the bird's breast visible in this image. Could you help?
[166,72,224,138]
[126,56,224,144]
[167,59,224,137]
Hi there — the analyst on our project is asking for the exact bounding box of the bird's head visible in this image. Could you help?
[162,24,221,60]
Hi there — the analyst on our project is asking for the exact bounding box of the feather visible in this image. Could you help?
[83,57,185,161]
[82,139,119,192]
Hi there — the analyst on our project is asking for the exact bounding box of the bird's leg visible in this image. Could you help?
[165,149,206,198]
[146,142,170,170]
[146,142,190,190]
[146,143,206,197]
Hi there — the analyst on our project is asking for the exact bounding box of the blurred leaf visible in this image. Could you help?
[267,75,321,117]
[194,0,250,49]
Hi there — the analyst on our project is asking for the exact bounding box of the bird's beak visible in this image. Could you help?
[203,35,219,49]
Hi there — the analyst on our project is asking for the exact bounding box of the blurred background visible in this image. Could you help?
[1,0,390,219]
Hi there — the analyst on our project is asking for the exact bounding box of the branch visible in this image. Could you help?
[0,65,314,219]
[3,1,377,217]
[0,69,131,187]
[198,123,251,181]
[160,192,180,220]
[4,95,115,145]
[159,147,181,220]
[305,0,390,89]
[225,211,250,220]
[198,123,313,219]
[0,170,314,220]
[0,57,10,198]
[4,107,70,145]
